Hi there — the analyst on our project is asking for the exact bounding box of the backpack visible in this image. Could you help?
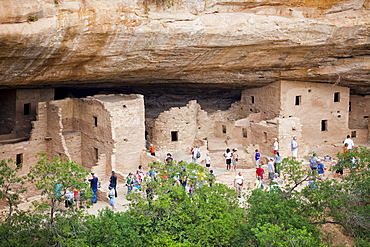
[196,152,201,158]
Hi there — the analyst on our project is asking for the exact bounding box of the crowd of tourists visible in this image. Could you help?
[79,134,356,210]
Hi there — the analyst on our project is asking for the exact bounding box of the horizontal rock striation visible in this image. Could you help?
[0,0,369,93]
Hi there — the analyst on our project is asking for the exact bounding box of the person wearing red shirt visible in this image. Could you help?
[256,165,264,179]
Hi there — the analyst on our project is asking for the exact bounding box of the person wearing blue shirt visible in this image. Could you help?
[317,159,325,179]
[255,149,261,166]
[88,173,99,203]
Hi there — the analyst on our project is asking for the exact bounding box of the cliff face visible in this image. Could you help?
[0,0,369,93]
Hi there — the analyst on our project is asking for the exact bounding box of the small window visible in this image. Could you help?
[24,103,31,115]
[93,116,98,127]
[251,96,255,104]
[321,120,327,131]
[295,96,301,106]
[351,131,357,138]
[308,89,311,93]
[364,116,369,119]
[171,131,178,142]
[123,105,127,108]
[94,148,99,161]
[16,153,23,168]
[349,102,351,112]
[242,128,248,138]
[222,125,227,134]
[263,132,267,143]
[334,92,340,102]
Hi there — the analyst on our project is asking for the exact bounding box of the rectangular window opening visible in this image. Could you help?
[222,125,227,134]
[351,131,357,138]
[364,116,369,119]
[349,102,351,112]
[321,120,328,131]
[242,128,248,138]
[334,92,340,102]
[16,153,23,168]
[251,96,255,104]
[295,95,301,106]
[24,103,31,115]
[94,148,99,161]
[263,132,267,143]
[171,131,178,142]
[93,116,98,127]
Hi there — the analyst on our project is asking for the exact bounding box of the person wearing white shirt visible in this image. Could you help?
[234,172,244,198]
[343,135,355,150]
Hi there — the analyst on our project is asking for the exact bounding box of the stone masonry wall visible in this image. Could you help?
[349,95,370,130]
[153,100,212,155]
[77,97,114,174]
[240,82,281,120]
[95,94,145,174]
[15,89,54,137]
[280,81,350,148]
[0,102,50,176]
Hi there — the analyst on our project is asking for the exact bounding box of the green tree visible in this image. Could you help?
[126,161,247,246]
[27,154,91,223]
[0,159,26,220]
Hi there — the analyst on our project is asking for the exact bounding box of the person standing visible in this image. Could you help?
[191,146,200,164]
[343,135,354,151]
[291,137,299,160]
[126,173,133,195]
[309,153,318,174]
[274,151,281,176]
[205,153,211,170]
[166,153,174,166]
[109,171,118,198]
[256,165,264,180]
[254,176,263,189]
[234,172,244,198]
[88,173,98,203]
[232,148,239,172]
[267,158,275,180]
[255,149,261,166]
[224,148,232,171]
[317,159,325,179]
[273,138,279,154]
[108,186,115,211]
[150,144,156,156]
[208,170,216,187]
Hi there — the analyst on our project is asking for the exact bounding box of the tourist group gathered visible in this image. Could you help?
[66,134,356,210]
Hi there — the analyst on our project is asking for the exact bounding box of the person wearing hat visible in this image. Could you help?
[232,148,239,172]
[317,159,325,179]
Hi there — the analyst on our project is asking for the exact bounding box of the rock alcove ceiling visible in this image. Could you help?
[0,0,369,96]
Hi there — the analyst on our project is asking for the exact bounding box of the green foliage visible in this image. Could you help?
[27,154,91,223]
[84,209,141,247]
[27,15,38,23]
[127,161,247,246]
[0,159,26,220]
[251,223,325,247]
[280,157,311,194]
[2,149,370,246]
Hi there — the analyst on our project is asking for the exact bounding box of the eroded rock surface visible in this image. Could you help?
[0,0,369,93]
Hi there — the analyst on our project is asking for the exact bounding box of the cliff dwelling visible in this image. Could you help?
[0,81,369,178]
[0,0,370,202]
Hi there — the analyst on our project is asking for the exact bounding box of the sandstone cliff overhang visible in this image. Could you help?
[0,0,369,94]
